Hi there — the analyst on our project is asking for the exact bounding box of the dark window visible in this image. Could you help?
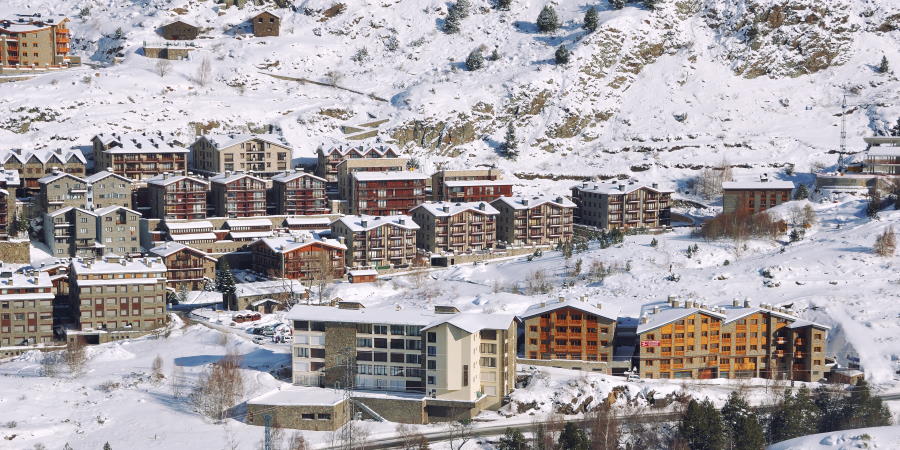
[311,362,325,371]
[310,348,325,358]
[373,352,387,362]
[374,338,387,348]
[293,320,309,331]
[390,339,405,349]
[427,360,436,370]
[310,321,326,332]
[462,365,468,386]
[357,351,373,361]
[427,332,436,343]
[301,413,315,420]
[317,413,331,420]
[390,353,405,363]
[405,354,421,364]
[480,329,497,340]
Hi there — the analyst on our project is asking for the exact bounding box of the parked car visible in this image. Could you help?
[252,336,267,345]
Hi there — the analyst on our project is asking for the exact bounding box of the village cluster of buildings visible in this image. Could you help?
[245,295,830,430]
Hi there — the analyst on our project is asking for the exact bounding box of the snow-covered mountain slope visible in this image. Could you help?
[0,0,897,184]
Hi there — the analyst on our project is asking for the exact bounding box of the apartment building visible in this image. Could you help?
[862,137,900,175]
[0,169,20,241]
[722,177,794,214]
[330,215,419,269]
[287,304,517,415]
[148,242,216,291]
[271,170,329,215]
[43,206,141,258]
[38,171,87,212]
[316,144,400,184]
[0,148,85,192]
[431,169,511,202]
[571,181,673,229]
[84,171,133,209]
[67,255,168,343]
[190,134,291,177]
[146,173,209,220]
[519,298,618,373]
[337,158,409,201]
[0,269,55,351]
[223,218,275,243]
[491,195,575,246]
[209,171,267,218]
[0,14,74,70]
[350,171,427,216]
[249,235,346,281]
[410,202,498,254]
[92,133,189,181]
[634,298,828,382]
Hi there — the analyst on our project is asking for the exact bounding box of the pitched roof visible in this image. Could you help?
[636,300,726,334]
[722,180,794,190]
[84,171,132,184]
[234,279,307,297]
[422,313,518,333]
[319,144,398,158]
[93,205,140,216]
[254,235,347,253]
[198,134,289,150]
[0,169,20,187]
[93,133,189,154]
[37,171,85,185]
[148,241,214,260]
[0,148,86,165]
[572,181,674,195]
[519,298,616,321]
[332,214,419,232]
[411,201,499,217]
[271,171,327,183]
[209,172,265,185]
[491,195,575,210]
[146,174,208,187]
[352,171,427,182]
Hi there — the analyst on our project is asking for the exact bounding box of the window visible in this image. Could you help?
[480,357,497,367]
[427,346,436,357]
[317,413,331,420]
[480,343,497,353]
[427,332,436,343]
[295,347,309,358]
[356,338,372,347]
[390,325,405,335]
[427,376,436,385]
[462,365,468,386]
[373,324,388,334]
[427,360,436,370]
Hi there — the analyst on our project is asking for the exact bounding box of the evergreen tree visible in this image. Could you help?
[215,258,237,302]
[609,0,626,9]
[844,380,893,429]
[814,385,847,433]
[104,443,112,450]
[643,0,658,10]
[536,5,560,33]
[498,427,528,450]
[678,398,726,450]
[444,6,462,34]
[557,422,590,450]
[465,48,484,71]
[650,237,658,247]
[455,0,471,18]
[503,122,518,159]
[794,183,809,200]
[878,55,890,73]
[768,387,821,443]
[497,0,512,11]
[583,7,598,32]
[721,392,765,450]
[555,45,571,64]
[891,117,900,136]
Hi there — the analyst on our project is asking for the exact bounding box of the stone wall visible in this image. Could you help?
[246,401,349,431]
[352,396,426,424]
[323,323,357,387]
[518,358,610,374]
[0,240,30,263]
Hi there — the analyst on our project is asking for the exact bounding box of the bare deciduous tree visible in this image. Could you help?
[191,349,244,422]
[587,404,620,450]
[65,339,87,375]
[874,226,896,257]
[151,354,164,382]
[447,419,473,450]
[155,58,172,77]
[196,57,212,86]
[325,70,342,86]
[288,432,309,450]
[396,424,428,450]
[335,420,371,450]
[308,250,336,305]
[171,364,185,399]
[40,352,60,377]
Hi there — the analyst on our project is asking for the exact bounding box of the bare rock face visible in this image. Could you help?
[704,0,857,78]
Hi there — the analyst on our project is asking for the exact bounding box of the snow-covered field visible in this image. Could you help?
[768,425,900,450]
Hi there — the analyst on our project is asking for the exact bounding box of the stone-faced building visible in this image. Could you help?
[190,134,291,177]
[571,181,673,230]
[0,170,19,241]
[491,195,575,247]
[519,298,617,373]
[0,269,55,352]
[271,170,329,215]
[148,242,216,291]
[410,202,498,254]
[146,173,209,220]
[0,148,86,193]
[722,178,793,215]
[330,215,419,270]
[209,171,267,218]
[251,11,280,37]
[350,171,427,217]
[316,144,400,185]
[38,171,87,213]
[92,133,189,181]
[85,171,133,209]
[0,14,74,70]
[249,235,346,281]
[93,206,142,256]
[67,255,168,344]
[43,206,141,258]
[159,20,199,40]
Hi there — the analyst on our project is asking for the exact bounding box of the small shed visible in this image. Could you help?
[159,20,199,40]
[828,368,865,386]
[348,269,377,284]
[252,11,280,37]
[250,298,282,314]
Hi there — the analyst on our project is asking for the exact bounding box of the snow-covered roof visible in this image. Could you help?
[254,236,347,253]
[422,313,517,333]
[349,269,378,277]
[149,242,214,260]
[271,170,327,183]
[199,133,289,150]
[84,171,132,184]
[866,147,900,157]
[229,231,274,240]
[71,255,166,276]
[519,298,616,321]
[0,148,86,165]
[93,133,189,154]
[284,217,332,227]
[47,206,96,218]
[93,205,140,216]
[0,270,54,296]
[411,201,499,217]
[636,300,726,334]
[286,305,438,326]
[248,385,345,407]
[225,219,272,229]
[319,144,398,158]
[37,170,84,185]
[572,181,673,195]
[352,171,427,182]
[234,279,306,297]
[722,180,794,190]
[0,169,20,187]
[165,221,214,231]
[170,232,218,242]
[209,172,265,185]
[146,174,207,187]
[443,179,514,187]
[332,214,419,232]
[492,195,575,210]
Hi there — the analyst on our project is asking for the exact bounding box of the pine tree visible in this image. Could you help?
[465,48,484,71]
[557,422,590,450]
[643,0,658,10]
[503,122,518,159]
[497,0,512,11]
[444,6,462,34]
[721,392,765,450]
[498,427,528,450]
[455,0,471,18]
[215,258,237,307]
[536,5,560,33]
[583,7,598,32]
[555,45,570,64]
[103,443,112,450]
[891,117,900,136]
[678,398,726,450]
[794,183,809,200]
[814,385,847,433]
[609,0,626,9]
[768,387,821,443]
[844,380,893,429]
[878,55,890,73]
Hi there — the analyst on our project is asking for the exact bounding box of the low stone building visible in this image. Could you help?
[251,11,280,37]
[722,177,793,214]
[246,386,349,431]
[148,242,216,292]
[159,20,199,40]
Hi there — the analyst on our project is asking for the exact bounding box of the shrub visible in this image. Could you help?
[874,227,895,257]
[698,210,786,242]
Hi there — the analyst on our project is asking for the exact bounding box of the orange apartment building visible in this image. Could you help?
[146,173,208,220]
[491,196,575,247]
[92,133,189,181]
[519,298,618,373]
[209,171,267,218]
[316,144,400,184]
[570,181,673,230]
[148,242,216,291]
[330,215,420,270]
[722,177,794,214]
[271,170,329,215]
[409,202,499,254]
[249,236,347,281]
[350,171,427,216]
[0,14,76,71]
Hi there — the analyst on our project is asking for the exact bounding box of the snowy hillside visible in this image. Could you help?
[0,0,897,189]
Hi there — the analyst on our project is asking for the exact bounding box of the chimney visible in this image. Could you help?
[521,199,529,206]
[652,306,660,314]
[595,303,602,309]
[652,183,658,189]
[397,218,405,225]
[539,302,546,307]
[360,219,368,228]
[442,206,450,213]
[618,184,625,191]
[733,299,740,307]
[760,173,768,182]
[478,203,485,210]
[640,315,648,324]
[557,296,565,303]
[743,298,751,308]
[671,299,680,308]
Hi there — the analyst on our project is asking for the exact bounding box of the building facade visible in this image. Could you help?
[67,255,168,343]
[0,14,73,70]
[92,133,189,181]
[43,206,141,258]
[0,170,18,241]
[209,172,267,218]
[190,134,291,177]
[316,144,400,184]
[249,236,346,281]
[330,215,419,269]
[862,136,900,175]
[571,182,673,229]
[0,269,55,350]
[148,242,216,292]
[159,20,198,40]
[0,148,85,193]
[271,170,329,215]
[147,174,209,220]
[251,11,280,37]
[410,202,498,254]
[38,171,87,213]
[337,158,409,201]
[431,169,509,202]
[350,171,427,216]
[491,196,575,246]
[722,179,793,214]
[84,171,133,209]
[519,299,617,373]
